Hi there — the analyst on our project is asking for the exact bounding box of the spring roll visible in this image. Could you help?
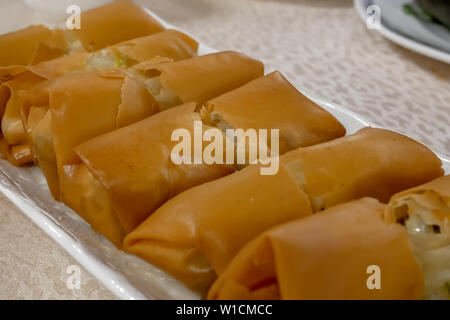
[72,71,344,248]
[0,53,89,165]
[208,198,424,300]
[26,51,262,196]
[23,69,159,198]
[0,25,67,67]
[0,0,164,68]
[0,30,198,166]
[65,103,234,246]
[69,0,164,52]
[281,127,444,211]
[387,175,450,300]
[201,71,346,156]
[123,163,312,290]
[123,127,443,289]
[127,51,264,107]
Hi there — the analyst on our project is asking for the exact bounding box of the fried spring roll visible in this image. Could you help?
[200,71,346,156]
[25,51,262,199]
[0,30,198,166]
[123,164,312,290]
[67,103,234,246]
[387,175,450,300]
[0,25,67,67]
[70,71,344,248]
[24,69,159,199]
[127,51,264,108]
[123,127,442,289]
[69,0,164,52]
[0,0,164,68]
[208,198,424,300]
[281,127,444,211]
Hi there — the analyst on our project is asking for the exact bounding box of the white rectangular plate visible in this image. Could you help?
[0,5,448,300]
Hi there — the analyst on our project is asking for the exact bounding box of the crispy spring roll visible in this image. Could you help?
[208,198,424,300]
[0,0,164,68]
[123,164,312,290]
[0,25,67,67]
[68,0,164,52]
[387,175,450,300]
[201,71,346,156]
[0,30,198,166]
[281,127,444,211]
[0,53,89,164]
[24,69,159,198]
[26,51,263,199]
[71,71,344,248]
[65,103,234,246]
[123,127,442,289]
[127,51,264,107]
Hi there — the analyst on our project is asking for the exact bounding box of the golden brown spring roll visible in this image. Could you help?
[0,53,89,165]
[208,198,424,300]
[0,25,67,67]
[26,51,262,200]
[66,103,234,247]
[123,163,312,290]
[24,69,159,199]
[282,127,444,211]
[123,127,442,290]
[387,175,450,300]
[0,30,198,166]
[201,71,346,156]
[0,0,164,68]
[69,0,164,52]
[128,51,264,107]
[71,71,344,249]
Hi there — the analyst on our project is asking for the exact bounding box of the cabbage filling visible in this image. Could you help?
[126,69,182,110]
[391,192,450,300]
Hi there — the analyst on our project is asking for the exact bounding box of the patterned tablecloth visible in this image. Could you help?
[0,0,448,299]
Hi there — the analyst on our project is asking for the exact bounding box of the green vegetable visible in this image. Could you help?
[115,56,128,67]
[416,0,450,28]
[403,3,435,22]
[403,1,450,29]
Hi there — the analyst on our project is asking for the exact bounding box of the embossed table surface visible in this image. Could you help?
[0,0,449,300]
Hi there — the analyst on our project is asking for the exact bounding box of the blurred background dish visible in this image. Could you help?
[355,0,450,63]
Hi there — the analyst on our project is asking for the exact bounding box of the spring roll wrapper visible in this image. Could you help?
[387,175,450,299]
[71,67,342,251]
[71,103,234,246]
[0,0,164,67]
[388,175,450,214]
[0,29,198,163]
[24,70,158,199]
[132,51,264,105]
[0,25,67,67]
[208,198,425,300]
[115,30,198,64]
[7,29,197,167]
[0,53,89,164]
[124,163,312,290]
[203,71,346,155]
[71,0,164,52]
[281,127,444,212]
